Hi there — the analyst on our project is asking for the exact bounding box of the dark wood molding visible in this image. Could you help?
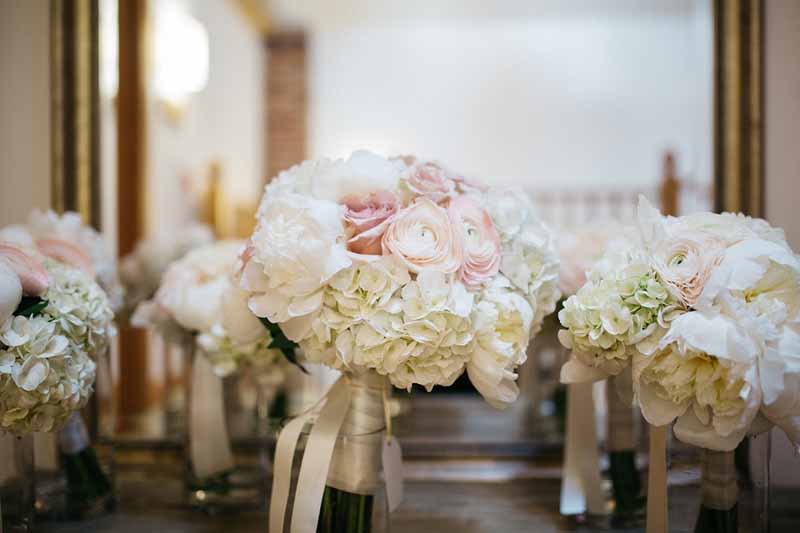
[117,0,151,429]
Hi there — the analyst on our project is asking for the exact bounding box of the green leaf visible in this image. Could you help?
[14,297,48,318]
[259,317,308,374]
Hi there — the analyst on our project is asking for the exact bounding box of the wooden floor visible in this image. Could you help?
[36,461,800,533]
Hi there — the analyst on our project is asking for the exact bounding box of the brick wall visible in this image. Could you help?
[266,30,306,181]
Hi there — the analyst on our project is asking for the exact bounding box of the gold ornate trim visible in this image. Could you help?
[714,0,764,217]
[50,0,101,228]
[228,0,272,37]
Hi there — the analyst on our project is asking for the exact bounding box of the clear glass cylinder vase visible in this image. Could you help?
[668,431,771,533]
[281,373,390,533]
[0,433,34,533]
[184,346,266,510]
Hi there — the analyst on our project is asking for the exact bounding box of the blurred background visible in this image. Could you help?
[1,0,799,530]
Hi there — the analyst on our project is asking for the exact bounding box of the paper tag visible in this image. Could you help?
[58,412,90,455]
[381,436,403,513]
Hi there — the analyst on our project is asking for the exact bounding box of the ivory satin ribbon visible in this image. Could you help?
[189,353,235,480]
[646,424,668,533]
[269,374,397,533]
[560,382,607,515]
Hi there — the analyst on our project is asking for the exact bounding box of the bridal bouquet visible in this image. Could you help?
[238,150,559,533]
[119,224,213,315]
[0,210,125,313]
[133,239,284,377]
[0,244,114,435]
[558,197,800,531]
[239,150,560,407]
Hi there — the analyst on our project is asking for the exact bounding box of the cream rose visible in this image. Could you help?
[341,190,400,255]
[651,231,725,308]
[382,198,463,274]
[401,162,457,203]
[447,196,501,289]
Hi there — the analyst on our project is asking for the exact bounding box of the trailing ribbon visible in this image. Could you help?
[269,372,398,533]
[646,424,668,533]
[560,382,606,515]
[189,351,235,480]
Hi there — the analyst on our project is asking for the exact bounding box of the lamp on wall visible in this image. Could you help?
[152,0,209,122]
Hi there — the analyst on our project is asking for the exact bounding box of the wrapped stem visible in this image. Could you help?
[694,449,738,533]
[58,413,113,519]
[606,378,641,516]
[319,372,386,533]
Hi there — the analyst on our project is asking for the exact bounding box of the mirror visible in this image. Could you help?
[91,0,731,457]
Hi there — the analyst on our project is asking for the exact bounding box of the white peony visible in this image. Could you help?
[310,150,405,203]
[120,223,213,313]
[467,277,533,408]
[242,193,351,338]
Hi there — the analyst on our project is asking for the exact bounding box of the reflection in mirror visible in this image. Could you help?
[102,0,716,457]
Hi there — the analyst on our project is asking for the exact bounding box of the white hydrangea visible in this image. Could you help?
[0,258,114,435]
[485,188,561,335]
[559,243,682,377]
[42,258,116,357]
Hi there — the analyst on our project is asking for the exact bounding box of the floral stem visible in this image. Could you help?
[317,486,373,533]
[694,449,738,533]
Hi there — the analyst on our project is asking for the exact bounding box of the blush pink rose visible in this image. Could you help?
[0,244,49,296]
[403,162,457,203]
[447,196,501,289]
[382,198,463,273]
[37,238,96,278]
[340,190,399,256]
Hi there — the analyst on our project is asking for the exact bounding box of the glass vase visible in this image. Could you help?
[185,347,265,510]
[0,434,34,533]
[58,412,115,520]
[282,372,390,533]
[605,376,644,524]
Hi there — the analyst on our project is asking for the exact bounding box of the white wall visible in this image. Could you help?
[0,1,51,226]
[146,0,265,238]
[303,2,712,191]
[765,0,800,488]
[765,0,800,249]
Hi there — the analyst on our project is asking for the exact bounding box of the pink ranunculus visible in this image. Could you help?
[0,244,49,296]
[447,196,501,289]
[340,190,399,256]
[382,198,463,273]
[37,238,96,278]
[403,162,457,203]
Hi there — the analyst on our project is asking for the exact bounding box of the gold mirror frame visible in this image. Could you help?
[714,0,764,217]
[50,0,101,228]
